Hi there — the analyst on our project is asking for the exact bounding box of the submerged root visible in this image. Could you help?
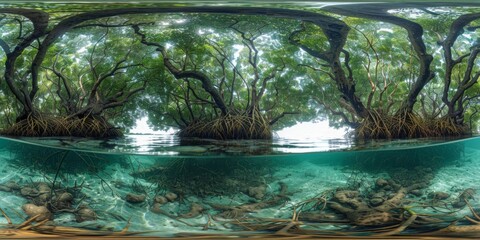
[178,112,272,140]
[0,213,141,238]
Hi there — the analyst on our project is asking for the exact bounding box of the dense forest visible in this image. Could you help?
[0,3,478,139]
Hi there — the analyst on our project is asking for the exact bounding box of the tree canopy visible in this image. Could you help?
[0,3,478,139]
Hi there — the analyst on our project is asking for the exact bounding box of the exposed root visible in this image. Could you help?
[430,116,467,137]
[178,112,272,140]
[2,114,69,137]
[356,110,467,139]
[66,115,123,138]
[2,113,122,138]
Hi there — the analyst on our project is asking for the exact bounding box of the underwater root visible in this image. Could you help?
[356,110,467,139]
[0,210,142,238]
[178,113,272,140]
[2,114,122,138]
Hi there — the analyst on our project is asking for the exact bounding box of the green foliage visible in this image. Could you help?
[0,4,477,138]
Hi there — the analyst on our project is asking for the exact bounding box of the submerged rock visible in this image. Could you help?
[429,191,450,200]
[22,204,52,221]
[370,197,384,206]
[125,193,146,203]
[247,185,267,200]
[409,189,423,197]
[36,182,51,193]
[165,192,178,202]
[21,187,39,197]
[76,206,97,222]
[154,196,168,204]
[150,203,163,214]
[56,192,73,202]
[375,178,389,188]
[54,192,74,209]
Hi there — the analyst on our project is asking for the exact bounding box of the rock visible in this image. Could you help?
[371,191,385,199]
[125,193,146,203]
[37,193,51,205]
[0,185,11,192]
[21,187,38,197]
[429,191,450,200]
[22,204,52,221]
[54,192,74,209]
[56,192,73,202]
[370,197,384,207]
[4,181,20,190]
[154,196,168,204]
[247,185,267,200]
[36,182,51,193]
[76,206,97,222]
[375,178,389,188]
[165,192,178,202]
[410,189,423,197]
[150,203,163,214]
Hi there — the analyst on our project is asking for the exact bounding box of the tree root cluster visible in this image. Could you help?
[178,113,272,140]
[2,114,122,138]
[356,110,468,139]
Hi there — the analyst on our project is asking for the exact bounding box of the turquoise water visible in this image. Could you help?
[0,136,479,237]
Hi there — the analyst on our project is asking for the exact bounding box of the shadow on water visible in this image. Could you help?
[0,136,479,238]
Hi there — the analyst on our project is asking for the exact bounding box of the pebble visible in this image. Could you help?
[154,196,168,204]
[429,191,450,200]
[165,192,178,202]
[370,197,384,206]
[125,193,146,203]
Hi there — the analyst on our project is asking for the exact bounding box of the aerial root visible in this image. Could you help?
[2,114,122,138]
[356,110,467,139]
[178,112,272,140]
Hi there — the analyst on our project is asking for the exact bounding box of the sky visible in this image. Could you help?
[130,117,348,139]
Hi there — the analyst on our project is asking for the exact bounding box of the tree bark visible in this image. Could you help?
[441,13,480,123]
[0,9,49,120]
[29,6,356,116]
[326,4,434,113]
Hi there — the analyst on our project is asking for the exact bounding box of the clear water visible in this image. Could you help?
[1,1,480,238]
[0,136,479,238]
[13,134,465,155]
